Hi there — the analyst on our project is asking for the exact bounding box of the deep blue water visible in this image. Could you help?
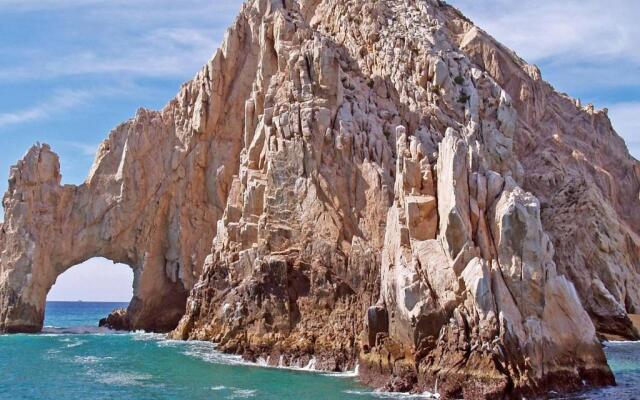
[0,302,637,399]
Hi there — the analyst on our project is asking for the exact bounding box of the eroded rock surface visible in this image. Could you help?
[1,0,638,398]
[457,20,640,342]
[0,6,261,331]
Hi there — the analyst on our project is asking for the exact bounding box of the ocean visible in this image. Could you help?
[0,302,637,400]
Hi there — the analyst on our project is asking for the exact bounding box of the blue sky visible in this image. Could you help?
[1,0,638,301]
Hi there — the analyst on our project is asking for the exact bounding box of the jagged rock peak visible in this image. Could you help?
[2,0,639,398]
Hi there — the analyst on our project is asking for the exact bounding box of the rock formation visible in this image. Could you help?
[0,40,248,331]
[458,22,640,342]
[99,308,130,331]
[1,0,639,398]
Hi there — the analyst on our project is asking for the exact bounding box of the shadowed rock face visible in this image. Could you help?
[99,308,131,331]
[1,0,638,398]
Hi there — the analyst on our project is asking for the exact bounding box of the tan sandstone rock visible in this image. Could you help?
[2,0,637,399]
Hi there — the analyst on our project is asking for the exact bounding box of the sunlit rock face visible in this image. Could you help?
[0,26,252,331]
[2,0,639,398]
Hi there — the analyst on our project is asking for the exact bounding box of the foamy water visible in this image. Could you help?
[0,302,636,400]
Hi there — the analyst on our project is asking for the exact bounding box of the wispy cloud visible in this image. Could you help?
[0,29,222,82]
[0,80,147,129]
[0,0,242,14]
[64,141,99,157]
[0,89,90,128]
[448,0,640,96]
[0,0,105,11]
[0,1,243,83]
[449,0,640,64]
[0,0,636,160]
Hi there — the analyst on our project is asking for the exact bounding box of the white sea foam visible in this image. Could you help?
[208,385,256,398]
[93,372,153,386]
[156,339,181,347]
[42,326,113,335]
[344,390,440,399]
[126,332,251,367]
[146,334,362,379]
[73,355,112,364]
[182,342,248,366]
[322,363,359,378]
[227,388,257,398]
[65,339,86,348]
[130,331,167,341]
[270,357,361,377]
[603,340,640,345]
[301,357,317,371]
[44,348,62,360]
[255,356,268,366]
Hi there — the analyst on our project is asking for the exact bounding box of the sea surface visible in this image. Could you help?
[0,302,637,400]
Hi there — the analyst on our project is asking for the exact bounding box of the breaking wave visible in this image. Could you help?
[42,326,114,335]
[73,355,113,364]
[604,340,640,345]
[227,388,257,398]
[130,331,167,341]
[91,371,153,386]
[323,363,360,378]
[209,385,257,398]
[344,390,440,399]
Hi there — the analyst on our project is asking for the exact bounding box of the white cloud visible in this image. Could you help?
[1,0,637,160]
[0,1,243,82]
[448,0,640,64]
[0,89,90,127]
[0,81,145,129]
[606,102,640,159]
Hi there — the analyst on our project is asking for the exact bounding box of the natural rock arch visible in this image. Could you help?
[0,5,261,332]
[0,91,245,331]
[0,143,199,332]
[0,0,264,333]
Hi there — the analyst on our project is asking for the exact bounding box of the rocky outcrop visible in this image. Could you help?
[1,0,638,398]
[99,308,131,331]
[456,21,640,341]
[0,3,262,331]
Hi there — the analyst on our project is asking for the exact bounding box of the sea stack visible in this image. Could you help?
[1,0,639,398]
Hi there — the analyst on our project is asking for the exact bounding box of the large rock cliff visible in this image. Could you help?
[1,0,638,398]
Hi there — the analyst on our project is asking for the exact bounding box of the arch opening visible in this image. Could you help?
[0,121,214,334]
[45,258,134,330]
[48,257,134,302]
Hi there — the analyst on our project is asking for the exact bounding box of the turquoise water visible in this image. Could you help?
[0,302,637,399]
[0,302,427,400]
[562,341,640,400]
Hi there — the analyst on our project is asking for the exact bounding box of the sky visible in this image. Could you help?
[0,0,638,302]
